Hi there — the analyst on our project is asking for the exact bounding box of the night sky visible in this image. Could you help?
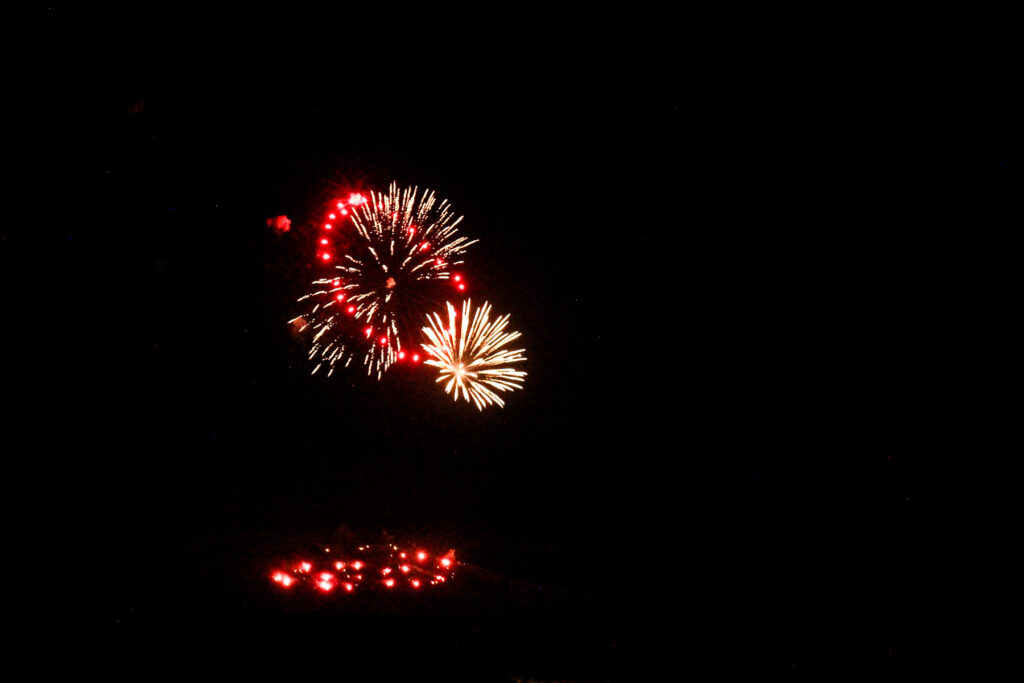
[11,5,1016,678]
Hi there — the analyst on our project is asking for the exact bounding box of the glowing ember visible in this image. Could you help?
[267,215,292,233]
[316,572,336,591]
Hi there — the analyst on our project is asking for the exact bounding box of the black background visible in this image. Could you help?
[9,4,1016,678]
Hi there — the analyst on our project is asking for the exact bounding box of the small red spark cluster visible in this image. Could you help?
[270,544,457,594]
[267,215,292,233]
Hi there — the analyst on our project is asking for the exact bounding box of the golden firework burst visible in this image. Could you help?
[421,300,526,409]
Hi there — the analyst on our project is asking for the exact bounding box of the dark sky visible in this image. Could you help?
[10,5,1017,677]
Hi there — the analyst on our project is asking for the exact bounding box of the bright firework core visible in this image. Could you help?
[270,544,458,594]
[291,183,477,379]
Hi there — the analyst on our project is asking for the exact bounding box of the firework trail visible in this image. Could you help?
[421,299,526,409]
[290,183,476,378]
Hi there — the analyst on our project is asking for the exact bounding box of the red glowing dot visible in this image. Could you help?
[268,215,291,232]
[381,567,392,575]
[352,561,363,570]
[335,561,345,570]
[329,213,336,219]
[348,193,365,205]
[407,226,416,235]
[320,238,329,245]
[440,558,452,568]
[400,565,410,573]
[341,208,348,216]
[436,258,444,266]
[453,275,461,282]
[400,552,407,558]
[412,354,420,363]
[278,574,294,587]
[435,575,445,582]
[298,562,312,573]
[384,578,395,588]
[346,305,355,314]
[364,327,373,338]
[324,223,332,230]
[335,293,345,302]
[411,579,421,588]
[321,253,332,261]
[420,242,430,251]
[392,211,398,218]
[416,552,427,561]
[379,335,387,345]
[458,283,466,291]
[343,582,354,592]
[398,351,406,360]
[333,279,341,286]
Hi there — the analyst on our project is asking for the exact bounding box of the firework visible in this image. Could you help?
[291,183,476,378]
[421,300,527,409]
[270,544,457,594]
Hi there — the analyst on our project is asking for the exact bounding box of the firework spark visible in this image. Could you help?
[291,183,476,378]
[421,300,526,409]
